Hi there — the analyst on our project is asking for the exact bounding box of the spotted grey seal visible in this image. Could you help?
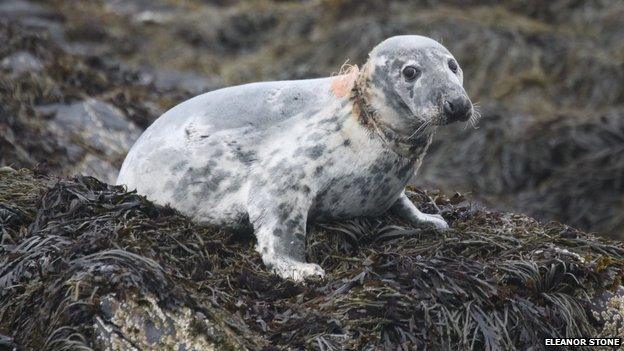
[117,35,474,281]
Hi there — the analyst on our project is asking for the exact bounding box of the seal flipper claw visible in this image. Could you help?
[389,191,449,229]
[415,213,449,229]
[267,257,325,282]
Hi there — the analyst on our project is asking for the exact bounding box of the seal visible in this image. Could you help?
[117,35,474,281]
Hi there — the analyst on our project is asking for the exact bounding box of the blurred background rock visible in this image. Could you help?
[1,0,623,237]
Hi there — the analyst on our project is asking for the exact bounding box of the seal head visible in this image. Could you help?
[354,35,473,157]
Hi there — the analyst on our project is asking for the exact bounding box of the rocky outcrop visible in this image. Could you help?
[35,99,142,183]
[1,0,622,236]
[0,17,206,185]
[1,168,624,350]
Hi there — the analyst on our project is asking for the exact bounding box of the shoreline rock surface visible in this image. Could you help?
[1,168,623,350]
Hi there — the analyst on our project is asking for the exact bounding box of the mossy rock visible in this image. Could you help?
[1,167,624,350]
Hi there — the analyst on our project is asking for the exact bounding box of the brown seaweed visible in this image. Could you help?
[1,168,623,350]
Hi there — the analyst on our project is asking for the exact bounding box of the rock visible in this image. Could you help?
[94,293,236,350]
[0,333,17,350]
[593,287,624,339]
[36,99,142,183]
[1,169,624,350]
[140,68,221,95]
[0,0,64,45]
[1,51,43,75]
[0,0,49,19]
[103,0,179,19]
[0,20,193,186]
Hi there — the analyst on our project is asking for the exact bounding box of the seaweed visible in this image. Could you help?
[1,169,623,350]
[424,103,624,238]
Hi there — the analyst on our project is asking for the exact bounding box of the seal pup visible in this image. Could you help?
[117,35,474,281]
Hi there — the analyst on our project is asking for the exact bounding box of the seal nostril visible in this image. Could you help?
[443,100,454,115]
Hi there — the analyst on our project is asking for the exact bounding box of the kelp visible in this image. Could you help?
[1,168,623,350]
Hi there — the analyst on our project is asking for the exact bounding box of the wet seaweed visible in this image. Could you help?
[425,104,624,238]
[1,169,623,350]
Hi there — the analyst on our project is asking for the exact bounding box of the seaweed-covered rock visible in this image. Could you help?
[0,19,194,183]
[422,102,624,238]
[1,167,624,350]
[2,0,623,236]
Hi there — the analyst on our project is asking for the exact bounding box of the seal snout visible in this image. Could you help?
[442,95,473,123]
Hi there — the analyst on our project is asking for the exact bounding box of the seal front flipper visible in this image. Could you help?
[248,199,324,281]
[389,191,449,229]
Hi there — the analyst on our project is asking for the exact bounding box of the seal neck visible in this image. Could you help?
[351,68,394,145]
[350,67,430,159]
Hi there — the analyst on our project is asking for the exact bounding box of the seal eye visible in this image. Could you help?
[448,59,458,73]
[402,66,420,81]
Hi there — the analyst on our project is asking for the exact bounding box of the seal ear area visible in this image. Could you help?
[330,63,360,98]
